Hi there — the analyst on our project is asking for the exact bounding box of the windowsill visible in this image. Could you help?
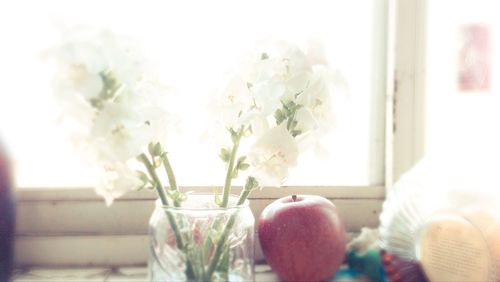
[13,264,371,282]
[14,186,383,266]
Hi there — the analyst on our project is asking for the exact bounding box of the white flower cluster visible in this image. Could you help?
[216,40,346,187]
[51,27,346,204]
[51,27,173,205]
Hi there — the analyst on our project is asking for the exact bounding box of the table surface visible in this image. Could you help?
[13,265,370,281]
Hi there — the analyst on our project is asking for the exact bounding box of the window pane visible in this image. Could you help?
[0,0,386,188]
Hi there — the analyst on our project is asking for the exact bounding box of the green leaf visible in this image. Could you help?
[156,142,162,154]
[238,163,250,170]
[291,130,302,137]
[148,143,155,156]
[98,70,122,101]
[281,100,290,111]
[228,127,237,137]
[167,190,187,203]
[236,156,249,170]
[274,109,286,125]
[287,117,293,130]
[148,142,162,157]
[219,148,231,162]
[260,52,269,60]
[246,82,253,89]
[89,98,103,109]
[237,156,247,164]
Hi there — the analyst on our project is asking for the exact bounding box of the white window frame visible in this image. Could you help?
[13,0,429,266]
[392,0,427,182]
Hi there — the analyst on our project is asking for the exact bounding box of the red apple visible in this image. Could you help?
[258,195,347,281]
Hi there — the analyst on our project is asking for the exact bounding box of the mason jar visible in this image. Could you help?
[148,194,254,282]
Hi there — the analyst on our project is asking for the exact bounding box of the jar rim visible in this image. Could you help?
[155,193,250,211]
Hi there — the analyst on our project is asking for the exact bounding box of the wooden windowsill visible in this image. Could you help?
[13,265,370,281]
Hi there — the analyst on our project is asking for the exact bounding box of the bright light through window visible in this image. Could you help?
[0,0,386,188]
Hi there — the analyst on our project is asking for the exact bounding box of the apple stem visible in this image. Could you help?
[292,194,297,202]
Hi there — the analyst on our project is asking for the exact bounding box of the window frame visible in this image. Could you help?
[12,0,429,266]
[392,0,427,182]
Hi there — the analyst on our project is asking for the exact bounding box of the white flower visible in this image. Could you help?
[250,80,285,117]
[52,27,174,160]
[272,43,310,79]
[214,39,347,189]
[217,76,254,129]
[96,161,144,206]
[216,40,316,131]
[293,66,347,151]
[55,64,103,100]
[51,26,177,204]
[247,40,311,82]
[295,67,334,133]
[51,27,150,121]
[54,27,144,85]
[248,123,299,187]
[119,83,178,144]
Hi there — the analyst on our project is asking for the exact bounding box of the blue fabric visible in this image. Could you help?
[345,249,387,282]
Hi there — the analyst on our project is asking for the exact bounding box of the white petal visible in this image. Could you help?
[95,162,143,206]
[248,123,299,187]
[251,80,285,116]
[249,116,270,138]
[295,107,317,133]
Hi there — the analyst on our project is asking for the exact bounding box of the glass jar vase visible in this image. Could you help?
[148,194,255,282]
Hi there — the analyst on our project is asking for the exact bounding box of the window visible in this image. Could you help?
[0,0,387,188]
[2,0,391,266]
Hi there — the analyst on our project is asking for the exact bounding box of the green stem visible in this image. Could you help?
[237,189,251,206]
[138,153,196,280]
[162,152,180,207]
[160,152,192,265]
[139,154,184,247]
[205,186,253,280]
[221,128,243,208]
[138,153,169,206]
[205,217,236,280]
